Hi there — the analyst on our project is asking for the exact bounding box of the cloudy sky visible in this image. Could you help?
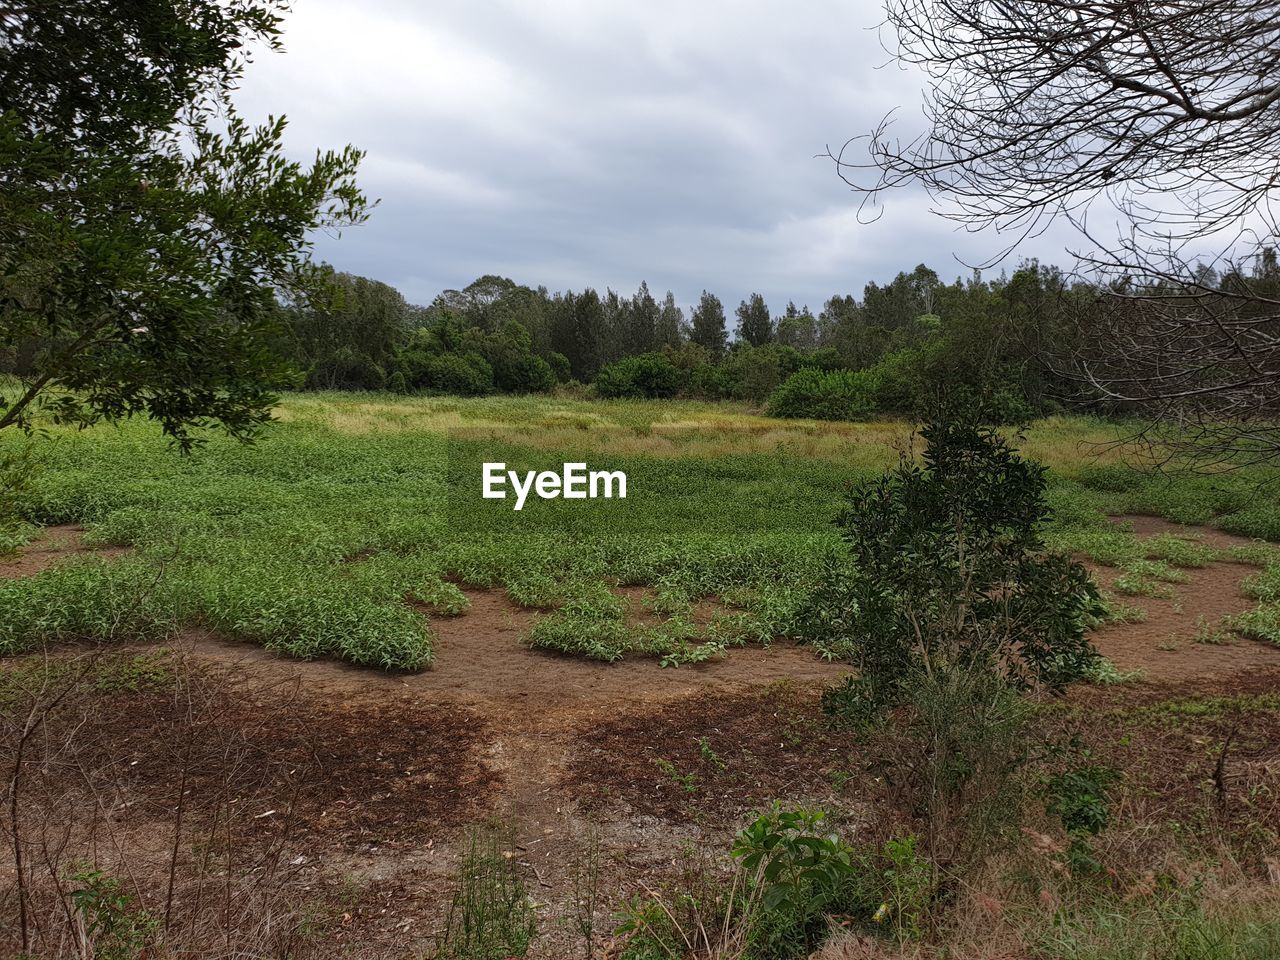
[235,0,1080,312]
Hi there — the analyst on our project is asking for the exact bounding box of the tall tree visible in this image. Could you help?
[776,302,818,351]
[838,0,1280,464]
[656,291,685,349]
[0,0,368,448]
[689,290,728,358]
[627,281,660,356]
[549,289,605,380]
[735,293,774,347]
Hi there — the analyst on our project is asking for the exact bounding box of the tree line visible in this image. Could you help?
[249,257,1249,423]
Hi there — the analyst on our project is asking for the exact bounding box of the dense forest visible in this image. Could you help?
[234,252,1279,424]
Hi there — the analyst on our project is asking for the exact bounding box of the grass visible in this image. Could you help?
[2,392,1280,669]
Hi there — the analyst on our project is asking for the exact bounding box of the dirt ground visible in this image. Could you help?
[3,515,1280,956]
[0,523,129,577]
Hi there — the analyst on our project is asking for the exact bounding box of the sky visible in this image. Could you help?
[234,0,1084,312]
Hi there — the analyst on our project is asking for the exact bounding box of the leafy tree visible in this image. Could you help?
[655,291,685,349]
[735,293,773,346]
[285,268,409,384]
[775,302,819,351]
[0,0,368,449]
[811,408,1102,705]
[689,290,728,358]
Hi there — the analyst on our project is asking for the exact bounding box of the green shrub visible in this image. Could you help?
[305,347,386,391]
[595,353,684,399]
[814,411,1103,700]
[766,368,878,421]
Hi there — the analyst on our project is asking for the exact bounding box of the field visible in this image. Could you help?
[4,392,1280,958]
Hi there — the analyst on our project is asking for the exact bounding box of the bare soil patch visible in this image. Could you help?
[176,588,849,723]
[1087,515,1280,681]
[563,682,856,821]
[18,664,496,848]
[0,523,130,578]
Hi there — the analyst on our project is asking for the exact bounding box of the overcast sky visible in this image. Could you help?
[234,0,1081,312]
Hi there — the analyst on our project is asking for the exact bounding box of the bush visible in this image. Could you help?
[304,347,386,391]
[397,351,494,395]
[805,408,1104,884]
[595,352,684,399]
[495,353,556,393]
[814,410,1103,700]
[546,351,572,383]
[721,344,809,403]
[766,368,879,421]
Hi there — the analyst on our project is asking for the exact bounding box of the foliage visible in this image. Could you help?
[0,441,34,553]
[878,835,932,942]
[689,290,729,358]
[816,410,1103,702]
[595,353,684,399]
[0,1,368,449]
[732,805,874,956]
[304,346,386,392]
[766,368,879,421]
[1045,761,1121,875]
[68,867,159,960]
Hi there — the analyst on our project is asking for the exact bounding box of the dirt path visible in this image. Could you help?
[0,524,129,578]
[1088,516,1280,681]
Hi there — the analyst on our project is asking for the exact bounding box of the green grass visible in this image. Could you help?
[2,393,1280,669]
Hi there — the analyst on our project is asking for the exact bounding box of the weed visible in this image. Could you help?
[434,822,537,960]
[1045,759,1121,876]
[654,758,698,794]
[68,867,159,960]
[698,736,727,771]
[568,827,602,959]
[1082,657,1145,685]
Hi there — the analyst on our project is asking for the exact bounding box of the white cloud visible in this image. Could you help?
[232,0,1085,309]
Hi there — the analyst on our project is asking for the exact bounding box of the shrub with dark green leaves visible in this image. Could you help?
[305,347,386,391]
[595,352,684,399]
[811,410,1102,705]
[766,368,879,421]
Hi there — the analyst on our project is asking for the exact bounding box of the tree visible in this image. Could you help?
[775,302,818,351]
[835,0,1280,465]
[656,291,685,349]
[284,268,410,384]
[0,0,368,449]
[627,281,660,356]
[689,291,727,358]
[735,293,774,347]
[549,289,605,380]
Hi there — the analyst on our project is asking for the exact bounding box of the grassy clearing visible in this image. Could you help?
[2,392,1280,669]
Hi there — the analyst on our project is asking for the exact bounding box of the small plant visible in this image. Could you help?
[1083,656,1145,685]
[697,736,727,771]
[653,758,698,794]
[569,827,602,959]
[878,835,932,941]
[68,867,159,960]
[730,803,873,956]
[434,822,536,960]
[1045,760,1121,876]
[1193,616,1231,645]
